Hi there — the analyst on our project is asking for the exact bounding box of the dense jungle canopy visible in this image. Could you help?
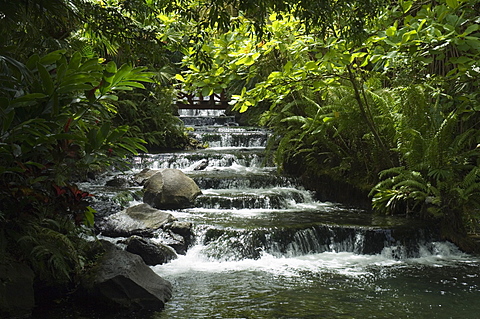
[0,0,479,290]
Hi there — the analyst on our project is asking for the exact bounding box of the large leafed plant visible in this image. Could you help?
[0,49,152,283]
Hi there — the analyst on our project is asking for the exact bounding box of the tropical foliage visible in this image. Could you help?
[0,49,152,283]
[0,0,191,285]
[175,0,480,248]
[1,0,479,290]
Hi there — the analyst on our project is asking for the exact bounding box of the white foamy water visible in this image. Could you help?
[183,206,329,216]
[153,241,469,281]
[78,115,480,319]
[190,162,274,174]
[207,146,266,151]
[153,248,386,278]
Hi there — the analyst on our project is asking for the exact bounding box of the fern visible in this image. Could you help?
[461,167,479,189]
[371,166,436,215]
[17,220,84,283]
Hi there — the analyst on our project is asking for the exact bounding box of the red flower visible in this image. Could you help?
[53,184,66,196]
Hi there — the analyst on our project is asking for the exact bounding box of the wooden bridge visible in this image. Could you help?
[176,91,229,110]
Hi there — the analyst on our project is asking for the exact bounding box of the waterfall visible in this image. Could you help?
[77,106,480,319]
[131,109,447,262]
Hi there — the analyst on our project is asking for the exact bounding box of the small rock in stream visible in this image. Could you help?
[105,176,129,187]
[166,221,194,249]
[191,159,209,170]
[125,236,177,266]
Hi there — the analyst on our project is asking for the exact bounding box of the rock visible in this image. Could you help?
[191,159,209,171]
[133,169,161,186]
[97,203,176,237]
[125,236,177,266]
[167,221,194,248]
[143,168,202,209]
[105,176,128,187]
[81,241,172,310]
[156,229,189,255]
[169,221,193,238]
[89,196,123,223]
[0,262,35,318]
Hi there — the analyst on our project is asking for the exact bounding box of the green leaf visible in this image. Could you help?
[401,1,413,13]
[79,58,102,72]
[52,92,59,116]
[462,24,479,36]
[52,133,82,141]
[236,55,254,66]
[450,56,473,64]
[99,122,111,143]
[86,128,98,151]
[446,0,459,9]
[56,62,68,82]
[109,86,134,91]
[36,63,54,95]
[214,67,225,76]
[349,52,368,63]
[101,63,152,96]
[12,93,48,104]
[84,206,96,227]
[57,83,92,94]
[401,30,417,44]
[68,51,83,71]
[1,109,15,133]
[281,116,307,124]
[201,87,213,97]
[59,74,97,88]
[175,74,185,81]
[105,61,117,74]
[39,50,65,65]
[305,61,317,70]
[312,81,326,89]
[465,36,480,51]
[113,64,134,84]
[386,26,397,37]
[386,51,398,59]
[284,61,293,73]
[103,61,117,85]
[115,81,146,89]
[26,54,40,70]
[417,19,427,33]
[118,142,139,155]
[0,97,10,112]
[268,72,282,80]
[239,104,249,113]
[99,94,119,101]
[106,128,126,143]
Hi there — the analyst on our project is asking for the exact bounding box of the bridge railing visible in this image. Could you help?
[176,91,229,110]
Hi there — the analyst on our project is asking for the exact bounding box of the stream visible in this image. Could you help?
[55,109,480,318]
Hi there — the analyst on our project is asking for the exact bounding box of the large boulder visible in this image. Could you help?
[143,169,202,209]
[81,241,172,310]
[0,262,35,318]
[98,203,176,237]
[125,236,177,266]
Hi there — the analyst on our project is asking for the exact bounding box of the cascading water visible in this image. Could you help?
[130,109,480,318]
[66,108,480,319]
